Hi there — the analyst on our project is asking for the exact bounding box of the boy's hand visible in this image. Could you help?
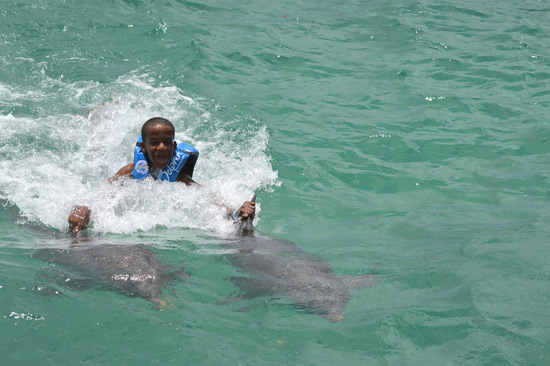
[237,201,256,219]
[68,206,91,234]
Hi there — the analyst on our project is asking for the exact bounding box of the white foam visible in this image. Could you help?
[0,74,279,236]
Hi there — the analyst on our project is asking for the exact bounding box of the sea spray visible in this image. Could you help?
[0,74,279,235]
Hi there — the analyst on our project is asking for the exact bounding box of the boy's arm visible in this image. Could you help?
[174,170,254,219]
[176,169,197,186]
[67,163,132,235]
[222,200,255,220]
[108,163,134,183]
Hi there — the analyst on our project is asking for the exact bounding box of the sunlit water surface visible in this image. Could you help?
[1,0,549,364]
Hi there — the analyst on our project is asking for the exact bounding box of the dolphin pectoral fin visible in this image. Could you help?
[341,273,379,289]
[229,276,285,299]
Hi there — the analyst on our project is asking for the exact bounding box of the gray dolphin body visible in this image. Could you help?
[224,202,377,322]
[37,244,181,307]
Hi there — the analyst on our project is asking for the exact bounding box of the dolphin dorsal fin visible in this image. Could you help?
[237,194,256,237]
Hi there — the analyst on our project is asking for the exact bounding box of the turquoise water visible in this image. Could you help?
[1,0,550,364]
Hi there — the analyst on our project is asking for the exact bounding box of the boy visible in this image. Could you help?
[68,117,256,234]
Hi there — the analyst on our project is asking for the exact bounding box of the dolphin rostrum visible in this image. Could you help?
[224,195,377,322]
[37,243,183,308]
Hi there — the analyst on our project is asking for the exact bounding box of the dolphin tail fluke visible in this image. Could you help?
[150,297,168,310]
[341,273,378,289]
[324,312,345,323]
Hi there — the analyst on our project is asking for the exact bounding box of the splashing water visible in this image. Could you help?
[0,73,279,236]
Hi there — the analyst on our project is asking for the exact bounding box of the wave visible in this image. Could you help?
[0,73,279,235]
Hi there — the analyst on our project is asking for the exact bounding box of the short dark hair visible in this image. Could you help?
[141,117,175,142]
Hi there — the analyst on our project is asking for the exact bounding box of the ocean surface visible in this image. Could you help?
[1,0,549,364]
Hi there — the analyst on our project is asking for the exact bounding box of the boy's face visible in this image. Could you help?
[141,124,176,169]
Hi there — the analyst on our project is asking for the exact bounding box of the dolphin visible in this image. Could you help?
[223,195,377,322]
[36,243,183,308]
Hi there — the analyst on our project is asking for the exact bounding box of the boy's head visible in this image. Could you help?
[141,117,175,142]
[140,117,177,170]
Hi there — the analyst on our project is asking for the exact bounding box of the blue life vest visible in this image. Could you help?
[132,134,199,181]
